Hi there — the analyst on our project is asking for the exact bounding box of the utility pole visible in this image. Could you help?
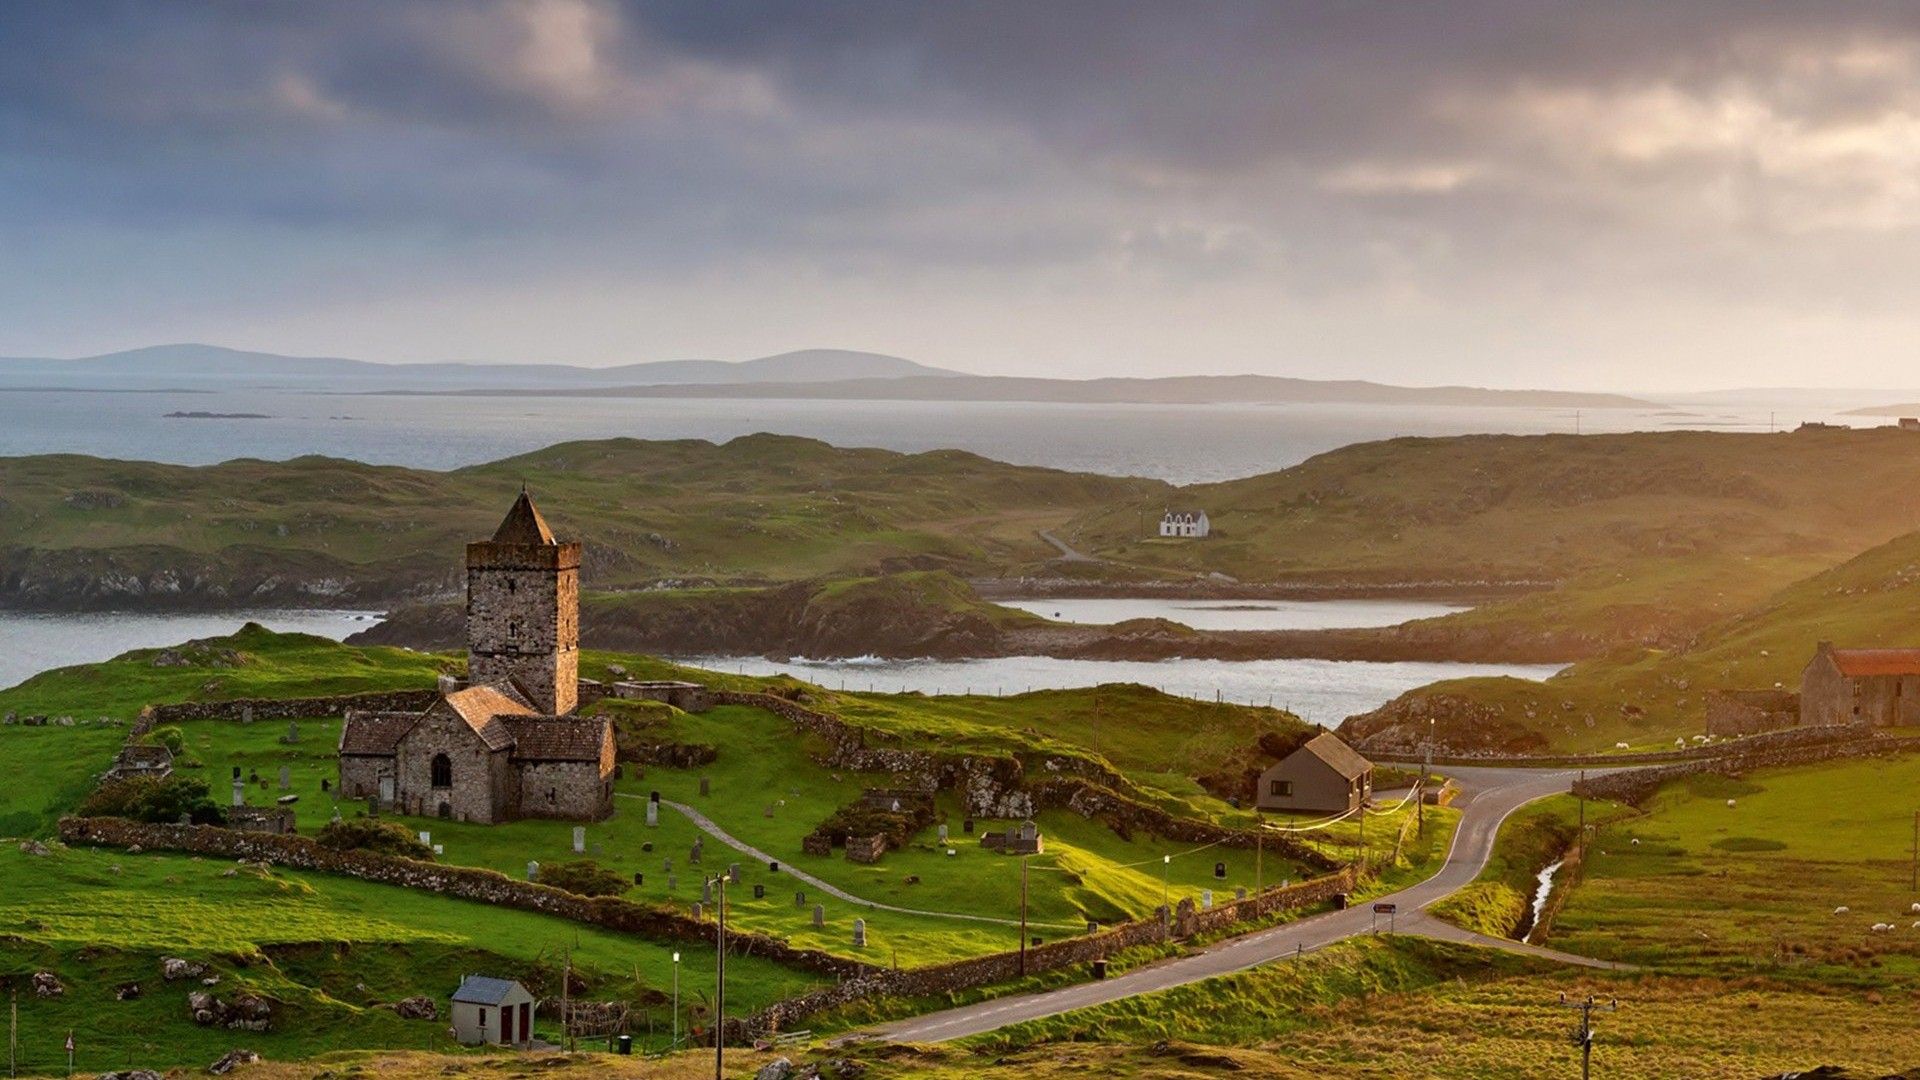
[1018,856,1030,976]
[9,991,16,1080]
[1420,716,1434,837]
[1256,828,1263,894]
[1161,853,1171,910]
[1578,770,1586,839]
[713,875,727,1080]
[1910,809,1917,894]
[1558,994,1616,1080]
[671,951,680,1050]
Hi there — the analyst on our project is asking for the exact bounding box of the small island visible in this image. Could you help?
[163,410,272,419]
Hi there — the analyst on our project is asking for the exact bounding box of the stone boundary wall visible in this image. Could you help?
[136,689,439,736]
[1371,723,1869,769]
[1570,733,1901,805]
[744,864,1358,1034]
[56,816,864,980]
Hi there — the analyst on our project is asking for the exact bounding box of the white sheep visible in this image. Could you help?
[1910,902,1919,914]
[1726,799,1736,809]
[1872,923,1893,933]
[1835,906,1851,915]
[1693,734,1710,743]
[1674,737,1686,747]
[1615,742,1630,750]
[1630,838,1641,845]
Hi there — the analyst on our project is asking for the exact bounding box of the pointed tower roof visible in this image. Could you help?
[491,489,557,545]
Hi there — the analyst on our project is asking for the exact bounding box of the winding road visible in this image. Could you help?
[859,765,1623,1044]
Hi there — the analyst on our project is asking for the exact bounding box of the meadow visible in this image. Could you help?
[0,844,819,1074]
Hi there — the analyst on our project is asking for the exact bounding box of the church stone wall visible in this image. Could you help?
[392,706,511,823]
[514,760,612,821]
[338,755,391,802]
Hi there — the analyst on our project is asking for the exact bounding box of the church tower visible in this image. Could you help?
[465,490,579,715]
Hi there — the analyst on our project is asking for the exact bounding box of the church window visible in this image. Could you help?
[431,753,452,789]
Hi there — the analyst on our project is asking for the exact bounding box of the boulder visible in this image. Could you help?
[18,840,48,856]
[115,982,143,1000]
[208,1048,260,1075]
[755,1058,794,1080]
[161,957,207,981]
[31,971,62,997]
[98,1072,163,1080]
[393,996,437,1021]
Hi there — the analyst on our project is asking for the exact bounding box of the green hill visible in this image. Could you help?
[1343,527,1920,753]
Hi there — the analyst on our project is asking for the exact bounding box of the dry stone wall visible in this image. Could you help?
[1571,729,1895,805]
[1370,722,1867,769]
[139,689,438,733]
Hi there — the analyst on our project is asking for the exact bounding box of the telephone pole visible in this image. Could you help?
[1018,856,1030,976]
[713,875,728,1080]
[1910,809,1917,894]
[1558,994,1616,1080]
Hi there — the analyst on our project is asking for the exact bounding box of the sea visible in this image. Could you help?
[0,386,1890,483]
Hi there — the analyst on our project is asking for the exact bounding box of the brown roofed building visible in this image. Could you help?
[1800,641,1920,728]
[337,492,615,824]
[1255,731,1373,816]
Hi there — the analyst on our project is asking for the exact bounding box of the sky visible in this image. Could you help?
[7,2,1920,390]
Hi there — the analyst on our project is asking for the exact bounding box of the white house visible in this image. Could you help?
[1158,509,1210,538]
[451,975,537,1047]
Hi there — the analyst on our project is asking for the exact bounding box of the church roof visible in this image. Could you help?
[441,684,538,751]
[338,710,420,756]
[504,715,610,762]
[491,490,557,546]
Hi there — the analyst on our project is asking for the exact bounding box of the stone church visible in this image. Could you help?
[337,492,615,824]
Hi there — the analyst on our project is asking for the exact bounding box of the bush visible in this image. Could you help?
[79,776,225,826]
[147,725,187,754]
[316,817,434,860]
[536,859,628,897]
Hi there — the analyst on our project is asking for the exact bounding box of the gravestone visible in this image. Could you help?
[330,806,342,823]
[432,844,443,856]
[1202,890,1213,910]
[938,824,949,844]
[699,776,710,797]
[285,720,299,743]
[646,801,659,827]
[527,860,540,881]
[367,795,379,817]
[231,776,245,808]
[962,818,974,834]
[852,918,866,948]
[240,705,253,724]
[689,842,702,865]
[1213,861,1227,879]
[642,841,654,853]
[812,904,825,928]
[753,884,765,899]
[728,863,741,885]
[667,873,678,890]
[702,880,713,904]
[572,826,586,854]
[1235,887,1247,901]
[319,778,330,793]
[691,903,702,920]
[633,871,644,886]
[418,831,431,847]
[664,857,673,872]
[1086,921,1098,935]
[795,891,807,908]
[768,861,779,873]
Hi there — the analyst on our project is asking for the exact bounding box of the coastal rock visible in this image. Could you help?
[393,996,437,1020]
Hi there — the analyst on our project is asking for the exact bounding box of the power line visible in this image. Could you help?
[1557,994,1618,1080]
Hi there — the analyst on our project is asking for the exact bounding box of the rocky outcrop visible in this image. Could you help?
[392,996,437,1020]
[0,544,456,611]
[188,990,273,1031]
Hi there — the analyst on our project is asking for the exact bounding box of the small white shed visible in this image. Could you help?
[451,974,536,1047]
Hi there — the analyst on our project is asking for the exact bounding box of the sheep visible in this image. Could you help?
[1910,902,1919,914]
[1835,906,1851,915]
[1630,838,1640,845]
[1726,799,1737,809]
[1615,742,1630,750]
[1872,923,1894,933]
[1674,737,1687,747]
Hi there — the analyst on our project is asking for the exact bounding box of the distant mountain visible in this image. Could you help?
[391,373,1658,409]
[0,344,959,390]
[1843,402,1920,418]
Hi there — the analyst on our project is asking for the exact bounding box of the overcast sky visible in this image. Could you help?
[9,2,1920,389]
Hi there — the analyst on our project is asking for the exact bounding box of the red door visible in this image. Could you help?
[520,1002,531,1044]
[502,1002,515,1045]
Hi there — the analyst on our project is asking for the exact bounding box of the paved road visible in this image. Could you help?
[1036,530,1097,563]
[622,794,1081,930]
[861,765,1622,1044]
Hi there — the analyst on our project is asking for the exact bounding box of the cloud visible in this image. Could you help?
[7,2,1920,386]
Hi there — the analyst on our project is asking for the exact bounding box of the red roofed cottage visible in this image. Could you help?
[1800,641,1920,728]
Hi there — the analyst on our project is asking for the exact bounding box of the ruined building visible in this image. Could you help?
[337,492,614,824]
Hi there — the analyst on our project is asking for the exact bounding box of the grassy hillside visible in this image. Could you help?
[0,435,1161,606]
[1345,526,1920,752]
[1067,428,1920,586]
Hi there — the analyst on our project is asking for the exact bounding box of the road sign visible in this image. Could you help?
[1372,902,1397,914]
[64,1032,73,1053]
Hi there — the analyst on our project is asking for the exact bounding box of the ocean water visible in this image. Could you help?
[994,596,1464,631]
[678,654,1563,726]
[0,387,1883,483]
[0,609,381,692]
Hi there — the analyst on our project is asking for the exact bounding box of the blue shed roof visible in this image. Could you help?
[452,975,526,1005]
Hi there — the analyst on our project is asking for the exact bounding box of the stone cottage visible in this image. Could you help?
[1256,732,1373,815]
[337,492,615,824]
[1799,641,1920,728]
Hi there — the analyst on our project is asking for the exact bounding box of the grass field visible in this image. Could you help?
[0,844,820,1074]
[1549,755,1920,985]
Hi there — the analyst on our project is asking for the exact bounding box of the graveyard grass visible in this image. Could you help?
[0,843,818,1074]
